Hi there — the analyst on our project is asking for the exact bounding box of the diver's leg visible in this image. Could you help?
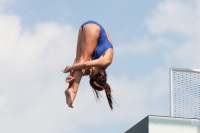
[75,24,100,61]
[65,28,83,108]
[65,24,100,108]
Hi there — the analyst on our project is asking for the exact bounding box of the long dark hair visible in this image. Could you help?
[89,71,113,110]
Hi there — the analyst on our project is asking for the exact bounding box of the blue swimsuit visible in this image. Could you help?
[80,21,113,60]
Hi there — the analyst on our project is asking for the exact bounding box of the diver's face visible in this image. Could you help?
[89,67,100,77]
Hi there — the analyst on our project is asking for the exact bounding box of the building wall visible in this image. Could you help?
[149,116,199,133]
[125,116,200,133]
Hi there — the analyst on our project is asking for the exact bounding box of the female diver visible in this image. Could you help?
[62,20,114,110]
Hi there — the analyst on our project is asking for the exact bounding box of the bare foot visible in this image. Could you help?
[64,89,76,108]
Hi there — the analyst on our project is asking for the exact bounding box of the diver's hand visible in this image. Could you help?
[62,66,70,73]
[65,75,75,83]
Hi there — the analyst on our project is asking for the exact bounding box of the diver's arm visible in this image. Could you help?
[64,58,110,73]
[62,49,113,73]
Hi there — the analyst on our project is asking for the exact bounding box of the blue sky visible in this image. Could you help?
[0,0,200,133]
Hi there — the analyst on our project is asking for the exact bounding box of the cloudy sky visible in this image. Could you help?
[0,0,200,132]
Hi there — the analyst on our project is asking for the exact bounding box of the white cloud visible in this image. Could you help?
[114,0,200,124]
[0,12,79,133]
[115,1,199,56]
[0,11,169,131]
[145,0,200,37]
[115,0,200,56]
[145,0,200,67]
